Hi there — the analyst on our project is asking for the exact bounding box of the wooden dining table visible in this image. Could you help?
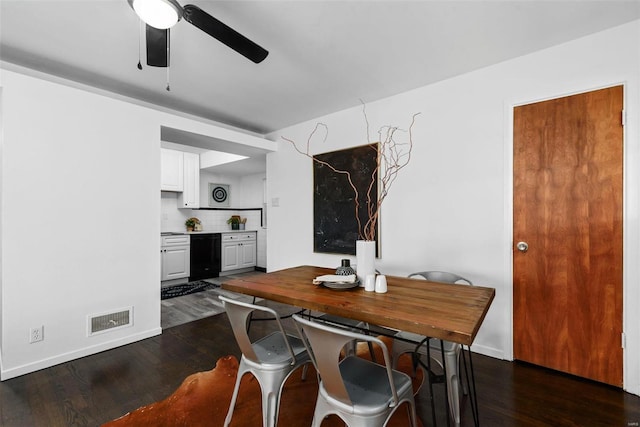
[222,265,495,347]
[223,265,495,426]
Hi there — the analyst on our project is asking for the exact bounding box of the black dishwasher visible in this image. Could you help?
[189,233,221,281]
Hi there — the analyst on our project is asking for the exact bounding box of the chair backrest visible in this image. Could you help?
[219,295,297,365]
[292,314,399,407]
[408,270,473,286]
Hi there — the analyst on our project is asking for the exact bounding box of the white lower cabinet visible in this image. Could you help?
[161,235,190,281]
[221,232,256,272]
[239,239,256,267]
[222,242,240,271]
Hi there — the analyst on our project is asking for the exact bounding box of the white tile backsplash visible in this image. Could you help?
[161,193,266,267]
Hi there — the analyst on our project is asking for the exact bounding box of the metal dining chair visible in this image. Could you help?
[393,271,473,427]
[314,267,383,359]
[293,314,418,427]
[219,295,311,427]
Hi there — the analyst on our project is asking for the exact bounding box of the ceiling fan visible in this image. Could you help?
[127,0,269,68]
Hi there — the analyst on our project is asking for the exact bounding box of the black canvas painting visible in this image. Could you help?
[313,143,378,255]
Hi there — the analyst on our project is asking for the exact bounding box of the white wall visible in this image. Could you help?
[0,68,274,379]
[237,173,267,208]
[196,170,266,209]
[266,21,640,394]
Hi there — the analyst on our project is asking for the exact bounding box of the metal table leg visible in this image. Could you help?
[415,337,451,426]
[460,346,480,426]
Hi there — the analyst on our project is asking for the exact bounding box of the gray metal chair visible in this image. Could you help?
[314,313,373,358]
[293,314,418,427]
[315,268,383,359]
[393,271,473,427]
[219,295,311,427]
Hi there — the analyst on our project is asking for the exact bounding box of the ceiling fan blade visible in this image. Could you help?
[146,25,169,67]
[182,4,268,64]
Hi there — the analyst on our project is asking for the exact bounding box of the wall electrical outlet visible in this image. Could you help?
[30,326,44,343]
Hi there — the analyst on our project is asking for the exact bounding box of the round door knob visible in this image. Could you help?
[516,241,529,253]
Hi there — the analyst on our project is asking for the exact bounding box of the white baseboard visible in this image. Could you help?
[1,327,162,381]
[469,343,505,360]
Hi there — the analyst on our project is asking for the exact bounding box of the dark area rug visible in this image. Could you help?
[161,281,219,300]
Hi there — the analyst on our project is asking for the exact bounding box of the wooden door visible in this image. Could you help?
[513,86,623,386]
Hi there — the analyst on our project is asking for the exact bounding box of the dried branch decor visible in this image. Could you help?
[282,105,420,242]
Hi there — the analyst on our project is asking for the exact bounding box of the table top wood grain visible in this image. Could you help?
[222,265,495,346]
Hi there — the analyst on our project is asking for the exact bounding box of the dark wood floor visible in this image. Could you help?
[1,306,639,427]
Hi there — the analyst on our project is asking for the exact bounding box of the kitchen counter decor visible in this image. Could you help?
[185,217,201,232]
[226,216,247,230]
[227,215,241,230]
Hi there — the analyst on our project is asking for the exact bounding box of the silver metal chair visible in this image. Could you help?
[315,268,383,359]
[293,314,418,427]
[219,295,311,427]
[393,271,472,427]
[314,313,373,358]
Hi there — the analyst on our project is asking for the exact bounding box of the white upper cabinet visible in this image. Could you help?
[160,148,184,191]
[161,148,200,208]
[178,152,200,209]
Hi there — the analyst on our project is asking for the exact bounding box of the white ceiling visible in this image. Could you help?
[161,139,266,176]
[2,0,640,174]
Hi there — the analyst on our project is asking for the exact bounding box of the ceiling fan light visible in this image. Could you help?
[128,0,182,29]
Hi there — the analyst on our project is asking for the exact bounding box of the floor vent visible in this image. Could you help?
[88,307,133,336]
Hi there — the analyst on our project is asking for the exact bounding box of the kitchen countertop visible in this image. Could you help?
[161,229,258,236]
